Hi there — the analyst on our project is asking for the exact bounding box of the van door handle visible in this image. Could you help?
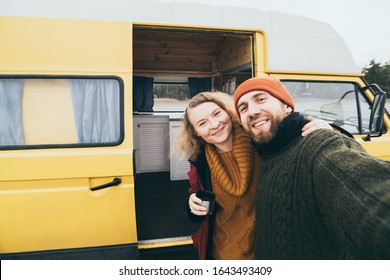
[90,178,122,191]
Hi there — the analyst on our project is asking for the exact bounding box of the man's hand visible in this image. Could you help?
[302,116,332,136]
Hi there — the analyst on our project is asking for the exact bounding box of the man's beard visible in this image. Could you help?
[249,115,284,145]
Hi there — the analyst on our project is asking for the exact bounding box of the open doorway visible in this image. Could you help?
[132,27,254,243]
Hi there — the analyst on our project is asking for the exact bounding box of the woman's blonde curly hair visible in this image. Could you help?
[174,91,239,161]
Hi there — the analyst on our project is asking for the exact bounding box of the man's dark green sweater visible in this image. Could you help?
[254,113,390,259]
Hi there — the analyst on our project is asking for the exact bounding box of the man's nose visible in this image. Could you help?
[248,101,261,116]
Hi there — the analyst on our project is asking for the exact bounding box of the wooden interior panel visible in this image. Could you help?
[133,29,252,77]
[216,36,252,73]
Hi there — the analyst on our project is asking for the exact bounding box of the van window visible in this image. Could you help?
[0,77,122,148]
[153,82,190,111]
[282,81,372,135]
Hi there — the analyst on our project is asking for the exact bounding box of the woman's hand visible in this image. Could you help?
[302,116,333,136]
[189,193,208,216]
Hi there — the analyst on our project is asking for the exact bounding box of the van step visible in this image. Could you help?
[138,236,192,249]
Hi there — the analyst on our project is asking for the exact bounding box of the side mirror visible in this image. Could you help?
[369,91,386,133]
[362,84,386,141]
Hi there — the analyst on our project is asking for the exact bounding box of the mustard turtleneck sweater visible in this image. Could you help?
[205,125,260,260]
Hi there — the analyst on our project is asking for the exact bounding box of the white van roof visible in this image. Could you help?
[0,0,360,74]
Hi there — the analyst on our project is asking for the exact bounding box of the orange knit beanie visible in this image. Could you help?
[233,76,295,116]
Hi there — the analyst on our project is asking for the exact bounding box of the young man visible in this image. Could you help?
[234,76,390,259]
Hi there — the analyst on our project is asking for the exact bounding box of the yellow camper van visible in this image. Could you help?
[0,0,388,259]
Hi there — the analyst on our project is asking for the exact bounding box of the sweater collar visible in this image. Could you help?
[205,125,255,196]
[253,112,308,156]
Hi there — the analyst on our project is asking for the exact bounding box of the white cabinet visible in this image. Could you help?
[169,121,190,180]
[133,115,169,173]
[133,115,190,180]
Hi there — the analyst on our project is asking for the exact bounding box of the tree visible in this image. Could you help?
[362,59,390,98]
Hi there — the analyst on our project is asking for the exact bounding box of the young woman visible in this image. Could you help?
[176,91,332,260]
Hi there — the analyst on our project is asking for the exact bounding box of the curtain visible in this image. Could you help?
[0,79,24,145]
[133,76,154,112]
[69,79,120,144]
[188,77,212,98]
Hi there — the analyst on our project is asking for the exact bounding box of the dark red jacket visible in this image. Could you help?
[187,147,215,260]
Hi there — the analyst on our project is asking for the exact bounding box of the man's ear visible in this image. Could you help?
[284,104,293,115]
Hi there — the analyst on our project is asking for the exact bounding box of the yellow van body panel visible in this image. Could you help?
[0,16,131,73]
[0,17,137,254]
[0,177,135,252]
[1,148,134,181]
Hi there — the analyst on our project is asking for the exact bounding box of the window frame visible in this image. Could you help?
[0,75,125,150]
[152,81,191,113]
[280,79,373,135]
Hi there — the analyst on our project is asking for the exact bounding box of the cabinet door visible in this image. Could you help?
[169,121,190,180]
[136,122,169,173]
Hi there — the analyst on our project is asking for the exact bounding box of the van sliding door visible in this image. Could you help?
[0,17,136,259]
